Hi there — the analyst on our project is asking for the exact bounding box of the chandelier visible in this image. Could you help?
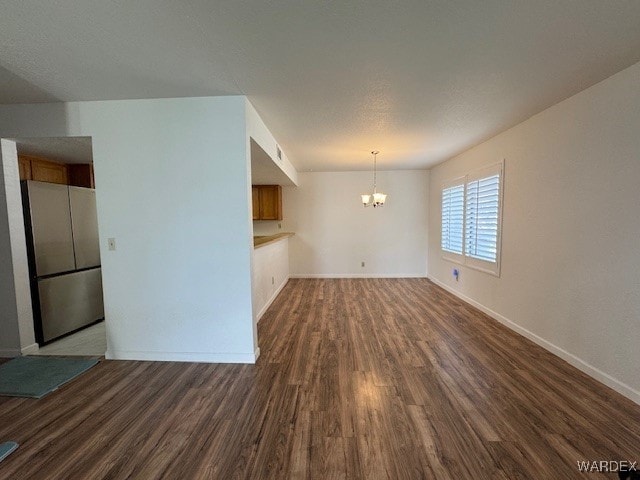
[361,150,387,207]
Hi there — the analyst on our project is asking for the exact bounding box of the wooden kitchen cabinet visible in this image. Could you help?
[18,154,94,188]
[29,157,68,185]
[252,186,261,220]
[259,185,282,220]
[68,163,95,188]
[18,156,32,180]
[252,185,282,221]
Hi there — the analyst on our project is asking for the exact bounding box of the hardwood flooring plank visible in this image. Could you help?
[0,278,638,479]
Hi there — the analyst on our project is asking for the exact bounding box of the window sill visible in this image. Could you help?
[441,252,501,278]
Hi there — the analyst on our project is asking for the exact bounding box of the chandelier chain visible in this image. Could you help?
[360,150,386,208]
[372,150,379,192]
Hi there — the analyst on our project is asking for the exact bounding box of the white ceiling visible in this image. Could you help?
[13,137,93,164]
[1,1,640,171]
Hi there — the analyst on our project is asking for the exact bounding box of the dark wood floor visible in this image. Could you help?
[0,279,638,479]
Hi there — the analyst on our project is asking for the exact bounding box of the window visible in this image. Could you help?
[465,173,500,262]
[441,162,503,276]
[441,182,464,254]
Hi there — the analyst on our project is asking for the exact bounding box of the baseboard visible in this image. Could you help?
[104,349,258,364]
[0,348,21,358]
[20,343,39,355]
[290,273,427,279]
[428,276,640,405]
[254,347,261,361]
[257,277,290,321]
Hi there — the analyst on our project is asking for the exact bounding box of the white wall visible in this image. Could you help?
[285,170,429,277]
[252,221,286,236]
[428,61,640,403]
[0,96,257,363]
[0,140,37,356]
[245,100,298,186]
[0,141,23,356]
[244,98,297,347]
[252,238,290,321]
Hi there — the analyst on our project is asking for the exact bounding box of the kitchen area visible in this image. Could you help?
[15,137,105,356]
[250,139,296,322]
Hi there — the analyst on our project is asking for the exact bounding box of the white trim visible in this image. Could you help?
[428,276,640,405]
[466,160,503,181]
[0,343,39,357]
[290,273,427,279]
[257,277,289,321]
[254,347,261,361]
[468,262,500,277]
[20,343,39,355]
[0,348,21,357]
[104,350,258,364]
[441,254,464,266]
[442,254,499,277]
[441,175,466,190]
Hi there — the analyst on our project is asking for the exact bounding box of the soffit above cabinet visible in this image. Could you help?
[250,139,295,186]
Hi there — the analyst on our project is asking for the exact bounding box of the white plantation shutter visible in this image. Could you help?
[441,162,503,276]
[441,183,465,254]
[465,173,500,262]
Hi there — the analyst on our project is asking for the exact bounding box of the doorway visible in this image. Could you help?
[2,137,106,357]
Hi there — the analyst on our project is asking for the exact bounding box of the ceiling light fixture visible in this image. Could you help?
[361,150,387,207]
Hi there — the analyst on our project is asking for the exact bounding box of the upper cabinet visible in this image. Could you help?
[67,164,95,188]
[29,157,68,185]
[18,155,94,188]
[252,185,282,221]
[18,156,32,180]
[252,186,261,220]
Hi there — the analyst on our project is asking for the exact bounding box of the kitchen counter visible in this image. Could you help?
[253,232,295,249]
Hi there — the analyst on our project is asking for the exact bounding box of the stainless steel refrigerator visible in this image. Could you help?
[22,180,104,344]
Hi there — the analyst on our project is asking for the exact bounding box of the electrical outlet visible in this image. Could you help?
[108,238,116,251]
[361,261,365,267]
[278,223,282,229]
[271,276,275,285]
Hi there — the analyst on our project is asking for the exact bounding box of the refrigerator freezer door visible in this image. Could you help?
[26,181,76,276]
[38,268,105,342]
[69,186,101,269]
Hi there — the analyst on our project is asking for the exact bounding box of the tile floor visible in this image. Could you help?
[34,321,106,357]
